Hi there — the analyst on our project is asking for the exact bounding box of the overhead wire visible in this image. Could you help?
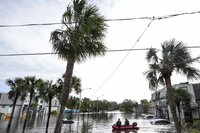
[1,9,200,95]
[92,19,154,95]
[0,10,200,27]
[0,46,200,57]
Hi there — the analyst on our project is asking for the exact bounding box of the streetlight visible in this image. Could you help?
[92,95,104,112]
[79,88,92,112]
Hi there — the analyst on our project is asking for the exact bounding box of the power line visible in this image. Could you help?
[0,10,200,28]
[0,52,54,57]
[0,48,149,57]
[93,19,154,94]
[0,46,200,57]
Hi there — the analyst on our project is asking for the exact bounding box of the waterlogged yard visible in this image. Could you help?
[0,111,177,133]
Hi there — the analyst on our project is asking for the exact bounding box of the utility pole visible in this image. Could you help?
[92,95,104,112]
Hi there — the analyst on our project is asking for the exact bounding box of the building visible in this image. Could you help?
[0,92,60,120]
[0,92,23,119]
[151,82,200,121]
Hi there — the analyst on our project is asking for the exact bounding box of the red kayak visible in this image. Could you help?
[112,125,139,130]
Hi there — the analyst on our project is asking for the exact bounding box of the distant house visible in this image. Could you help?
[151,82,200,121]
[22,95,60,117]
[0,92,23,118]
[0,92,60,120]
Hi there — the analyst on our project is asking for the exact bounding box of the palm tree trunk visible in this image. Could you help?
[177,103,182,125]
[54,105,65,133]
[54,58,75,133]
[7,95,18,131]
[46,99,52,133]
[165,76,181,133]
[22,93,33,133]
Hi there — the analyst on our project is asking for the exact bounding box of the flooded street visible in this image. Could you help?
[0,111,176,133]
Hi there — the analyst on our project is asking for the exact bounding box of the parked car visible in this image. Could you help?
[150,119,171,125]
[143,114,156,119]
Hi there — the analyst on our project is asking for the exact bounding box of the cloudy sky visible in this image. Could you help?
[1,0,200,103]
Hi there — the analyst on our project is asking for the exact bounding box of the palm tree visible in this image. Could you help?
[6,78,27,131]
[56,75,82,100]
[50,0,107,132]
[66,96,80,119]
[173,88,191,123]
[38,80,60,133]
[145,38,200,133]
[22,76,42,133]
[80,98,91,113]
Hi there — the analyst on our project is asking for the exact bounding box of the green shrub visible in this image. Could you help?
[119,107,125,112]
[191,129,200,133]
[50,110,58,116]
[183,120,200,133]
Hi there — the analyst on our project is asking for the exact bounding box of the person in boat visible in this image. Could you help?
[116,118,121,126]
[132,122,137,127]
[124,118,129,126]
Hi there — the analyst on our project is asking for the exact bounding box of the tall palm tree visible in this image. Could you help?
[22,76,42,133]
[6,78,27,131]
[145,39,200,133]
[50,0,107,132]
[38,80,60,133]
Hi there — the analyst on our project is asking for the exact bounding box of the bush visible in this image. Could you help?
[50,110,58,116]
[182,120,200,133]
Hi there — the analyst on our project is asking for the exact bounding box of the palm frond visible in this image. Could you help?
[144,70,158,91]
[50,0,107,63]
[146,48,159,63]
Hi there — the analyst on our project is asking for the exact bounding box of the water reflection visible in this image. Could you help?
[0,111,175,133]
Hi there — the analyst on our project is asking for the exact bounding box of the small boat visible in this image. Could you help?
[62,118,74,124]
[112,125,139,130]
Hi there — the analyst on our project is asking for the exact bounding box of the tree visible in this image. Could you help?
[50,0,107,132]
[22,76,42,133]
[173,88,191,123]
[145,39,200,133]
[66,96,80,119]
[57,75,82,102]
[133,102,139,118]
[38,80,60,133]
[80,98,91,113]
[140,99,151,114]
[120,99,135,113]
[6,78,27,131]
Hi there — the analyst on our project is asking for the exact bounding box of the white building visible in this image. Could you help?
[0,92,23,119]
[0,92,60,120]
[151,82,200,121]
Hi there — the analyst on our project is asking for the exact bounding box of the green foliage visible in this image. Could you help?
[120,99,135,113]
[145,39,200,133]
[191,129,200,133]
[50,110,58,116]
[182,120,200,133]
[80,98,91,112]
[30,101,38,108]
[56,75,82,96]
[119,107,125,112]
[66,96,79,109]
[140,99,151,113]
[50,0,107,62]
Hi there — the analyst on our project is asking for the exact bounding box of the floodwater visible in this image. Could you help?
[0,111,176,133]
